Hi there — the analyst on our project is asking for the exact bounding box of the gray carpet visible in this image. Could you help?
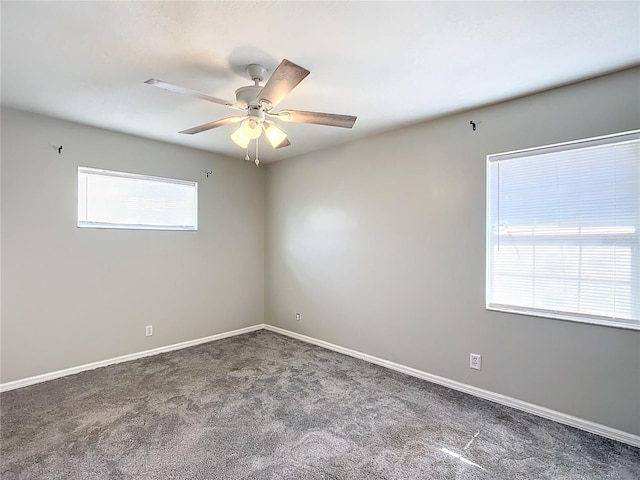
[1,330,638,479]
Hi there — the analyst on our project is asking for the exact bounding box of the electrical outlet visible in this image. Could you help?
[470,353,481,370]
[295,313,301,322]
[145,325,153,337]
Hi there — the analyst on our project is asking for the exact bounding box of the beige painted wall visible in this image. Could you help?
[265,67,640,435]
[1,108,265,383]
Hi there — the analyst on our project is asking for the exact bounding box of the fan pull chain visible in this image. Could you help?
[245,146,250,162]
[254,138,260,166]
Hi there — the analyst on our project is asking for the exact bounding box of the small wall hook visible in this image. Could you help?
[470,121,476,131]
[58,145,63,154]
[206,171,212,178]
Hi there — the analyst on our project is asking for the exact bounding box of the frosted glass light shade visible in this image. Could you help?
[231,127,250,148]
[264,122,288,148]
[240,119,262,139]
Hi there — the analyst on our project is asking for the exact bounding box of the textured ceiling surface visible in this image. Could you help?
[1,1,639,163]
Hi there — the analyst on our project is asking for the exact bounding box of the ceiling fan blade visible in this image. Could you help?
[145,78,243,111]
[258,59,310,109]
[275,138,291,149]
[179,116,245,135]
[276,109,357,128]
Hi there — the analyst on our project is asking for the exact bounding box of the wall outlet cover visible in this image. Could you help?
[470,353,481,370]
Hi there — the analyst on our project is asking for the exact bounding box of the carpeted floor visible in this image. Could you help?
[1,330,638,479]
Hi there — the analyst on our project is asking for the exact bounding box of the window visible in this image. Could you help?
[78,167,197,230]
[486,131,639,330]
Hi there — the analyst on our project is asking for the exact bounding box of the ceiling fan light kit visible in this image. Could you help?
[145,59,357,164]
[264,123,288,149]
[230,127,251,149]
[240,118,262,139]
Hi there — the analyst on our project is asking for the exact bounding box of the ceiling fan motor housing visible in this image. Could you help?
[247,105,265,122]
[235,85,263,109]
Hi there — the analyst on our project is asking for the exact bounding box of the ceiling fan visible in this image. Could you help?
[145,59,357,165]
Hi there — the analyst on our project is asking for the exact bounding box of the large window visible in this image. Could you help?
[78,167,197,230]
[486,131,639,330]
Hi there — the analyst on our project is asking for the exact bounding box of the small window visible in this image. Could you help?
[486,131,639,330]
[78,167,197,230]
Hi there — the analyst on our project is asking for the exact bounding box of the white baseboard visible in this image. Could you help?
[3,322,638,448]
[263,324,640,448]
[0,324,265,393]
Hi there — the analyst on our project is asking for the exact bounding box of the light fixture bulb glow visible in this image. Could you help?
[240,118,262,139]
[231,127,250,148]
[264,122,288,149]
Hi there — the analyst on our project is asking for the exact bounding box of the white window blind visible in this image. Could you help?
[486,130,639,330]
[78,167,197,230]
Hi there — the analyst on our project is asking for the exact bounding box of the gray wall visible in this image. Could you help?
[1,108,265,383]
[2,68,639,437]
[265,67,640,436]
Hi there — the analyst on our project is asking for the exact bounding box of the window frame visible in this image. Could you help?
[486,130,639,331]
[77,166,198,231]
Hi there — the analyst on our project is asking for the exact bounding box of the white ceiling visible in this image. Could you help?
[2,1,639,163]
